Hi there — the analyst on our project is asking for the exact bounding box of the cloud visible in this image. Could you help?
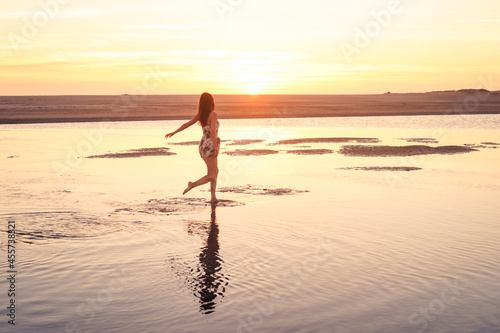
[0,9,106,19]
[392,24,452,30]
[459,19,500,22]
[122,24,212,30]
[45,33,204,40]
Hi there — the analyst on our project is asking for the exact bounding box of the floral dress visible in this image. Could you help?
[199,121,220,159]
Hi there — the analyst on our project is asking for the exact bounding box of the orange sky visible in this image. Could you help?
[1,0,500,95]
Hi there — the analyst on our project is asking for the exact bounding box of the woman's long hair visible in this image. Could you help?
[197,92,215,127]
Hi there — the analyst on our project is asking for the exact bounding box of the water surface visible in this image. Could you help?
[1,115,499,333]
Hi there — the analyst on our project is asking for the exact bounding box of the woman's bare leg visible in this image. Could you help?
[183,157,219,202]
[209,157,219,203]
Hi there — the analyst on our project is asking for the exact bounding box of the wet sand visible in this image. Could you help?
[399,138,439,144]
[113,197,245,216]
[217,184,309,196]
[1,90,500,124]
[83,136,481,162]
[224,149,280,156]
[339,145,477,157]
[465,143,500,149]
[84,143,479,159]
[87,147,176,158]
[227,139,266,146]
[339,166,422,171]
[286,149,335,155]
[270,137,380,145]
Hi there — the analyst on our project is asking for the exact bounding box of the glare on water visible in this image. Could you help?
[1,115,499,333]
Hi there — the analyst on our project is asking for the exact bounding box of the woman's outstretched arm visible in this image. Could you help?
[165,114,198,139]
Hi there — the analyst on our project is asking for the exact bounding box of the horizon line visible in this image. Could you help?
[0,89,496,97]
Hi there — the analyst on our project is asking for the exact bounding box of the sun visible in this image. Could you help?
[245,84,262,95]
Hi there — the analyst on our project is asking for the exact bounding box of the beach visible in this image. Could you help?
[3,0,500,330]
[1,113,500,332]
[1,91,500,124]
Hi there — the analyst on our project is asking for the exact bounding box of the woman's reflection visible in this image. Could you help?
[173,203,229,314]
[196,203,227,313]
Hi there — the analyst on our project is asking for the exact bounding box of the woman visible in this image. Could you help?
[165,92,220,203]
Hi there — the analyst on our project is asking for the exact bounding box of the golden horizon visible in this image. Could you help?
[1,1,499,95]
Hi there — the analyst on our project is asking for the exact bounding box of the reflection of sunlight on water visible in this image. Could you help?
[221,125,294,144]
[1,115,500,332]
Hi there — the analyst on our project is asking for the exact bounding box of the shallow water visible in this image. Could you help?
[1,115,500,333]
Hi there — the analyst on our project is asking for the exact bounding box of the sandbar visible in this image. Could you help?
[227,139,266,146]
[87,147,175,158]
[339,166,422,171]
[286,149,335,155]
[339,145,478,157]
[224,149,280,156]
[218,184,309,196]
[2,90,499,124]
[399,138,439,144]
[270,137,379,145]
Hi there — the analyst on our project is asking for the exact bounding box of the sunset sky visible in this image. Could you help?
[1,0,499,95]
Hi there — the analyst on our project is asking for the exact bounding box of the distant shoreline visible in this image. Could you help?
[1,91,499,124]
[2,111,500,125]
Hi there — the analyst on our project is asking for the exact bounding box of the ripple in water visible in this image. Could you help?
[218,184,309,196]
[113,197,244,216]
[166,205,229,315]
[2,211,124,244]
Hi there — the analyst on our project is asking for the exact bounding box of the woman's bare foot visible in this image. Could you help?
[183,182,193,195]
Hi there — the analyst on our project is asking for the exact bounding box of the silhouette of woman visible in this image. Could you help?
[165,92,220,203]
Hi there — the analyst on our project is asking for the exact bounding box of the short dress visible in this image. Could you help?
[199,121,220,159]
